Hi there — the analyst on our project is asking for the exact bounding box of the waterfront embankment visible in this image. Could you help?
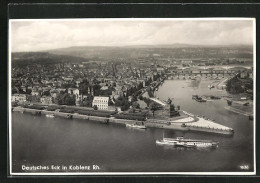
[225,106,253,117]
[12,106,234,135]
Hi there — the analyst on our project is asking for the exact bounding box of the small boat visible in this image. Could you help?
[192,95,198,99]
[46,114,55,118]
[156,136,218,148]
[243,102,249,106]
[126,123,146,129]
[66,114,72,119]
[195,97,206,102]
[208,85,215,89]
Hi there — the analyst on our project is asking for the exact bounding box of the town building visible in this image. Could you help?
[31,90,40,96]
[181,60,193,64]
[240,71,249,79]
[40,96,53,105]
[12,94,27,103]
[92,96,109,110]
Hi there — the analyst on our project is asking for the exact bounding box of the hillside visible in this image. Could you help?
[47,44,253,60]
[12,52,89,66]
[11,44,253,66]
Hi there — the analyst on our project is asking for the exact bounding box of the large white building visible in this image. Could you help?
[92,96,109,110]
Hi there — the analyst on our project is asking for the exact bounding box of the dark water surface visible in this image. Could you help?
[12,79,254,173]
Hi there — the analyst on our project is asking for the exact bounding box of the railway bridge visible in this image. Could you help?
[166,69,237,79]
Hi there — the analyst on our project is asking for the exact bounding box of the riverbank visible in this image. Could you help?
[225,106,253,117]
[215,77,230,90]
[12,106,234,135]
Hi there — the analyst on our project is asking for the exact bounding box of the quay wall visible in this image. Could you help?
[23,108,42,114]
[12,107,24,112]
[145,122,189,131]
[187,126,234,135]
[12,107,233,135]
[41,110,72,118]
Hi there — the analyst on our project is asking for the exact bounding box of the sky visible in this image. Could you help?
[10,19,254,52]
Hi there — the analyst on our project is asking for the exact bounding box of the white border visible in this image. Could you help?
[9,18,12,176]
[8,18,256,176]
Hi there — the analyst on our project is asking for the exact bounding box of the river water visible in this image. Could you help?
[11,78,254,173]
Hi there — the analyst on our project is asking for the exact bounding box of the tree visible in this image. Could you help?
[93,84,101,96]
[55,93,76,105]
[170,104,175,111]
[92,78,99,84]
[108,98,114,106]
[12,87,19,94]
[64,94,76,105]
[80,95,93,107]
[143,97,151,106]
[149,102,157,117]
[167,98,172,104]
[115,96,130,111]
[132,102,140,109]
[226,76,247,94]
[26,88,32,95]
[121,104,130,111]
[79,79,89,95]
[93,105,98,110]
[146,86,154,97]
[129,108,135,113]
[132,95,138,102]
[138,82,143,90]
[169,104,180,117]
[42,90,51,96]
[61,83,77,89]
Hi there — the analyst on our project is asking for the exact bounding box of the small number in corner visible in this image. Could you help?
[240,165,249,170]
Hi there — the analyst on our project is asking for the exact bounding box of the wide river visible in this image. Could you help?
[11,78,254,173]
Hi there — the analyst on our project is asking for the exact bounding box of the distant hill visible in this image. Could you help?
[11,44,253,66]
[47,44,253,60]
[122,43,199,48]
[12,52,89,66]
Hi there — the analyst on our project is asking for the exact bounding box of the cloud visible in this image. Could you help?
[10,19,254,52]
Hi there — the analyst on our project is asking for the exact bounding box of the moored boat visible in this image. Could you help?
[208,85,215,89]
[126,123,146,129]
[195,97,206,102]
[46,114,55,118]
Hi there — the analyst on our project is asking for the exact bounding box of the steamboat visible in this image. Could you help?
[156,136,218,148]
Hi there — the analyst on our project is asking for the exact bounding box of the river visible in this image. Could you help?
[11,78,254,173]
